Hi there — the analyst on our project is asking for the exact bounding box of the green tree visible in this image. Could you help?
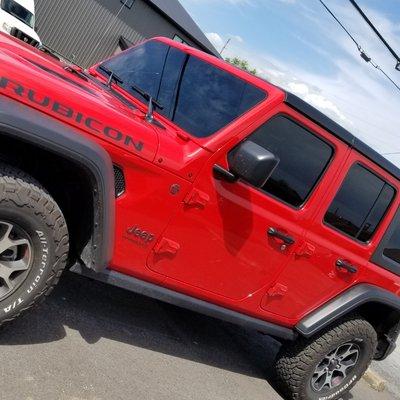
[225,57,257,75]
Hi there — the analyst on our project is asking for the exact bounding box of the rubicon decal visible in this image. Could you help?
[0,77,144,152]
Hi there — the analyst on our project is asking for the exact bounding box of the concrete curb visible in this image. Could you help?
[363,369,387,392]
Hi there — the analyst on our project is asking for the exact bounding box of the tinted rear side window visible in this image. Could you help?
[173,57,266,138]
[245,116,333,207]
[371,208,400,276]
[383,226,400,263]
[324,164,395,242]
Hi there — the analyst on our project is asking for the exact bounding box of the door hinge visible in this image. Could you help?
[268,283,288,298]
[153,237,180,256]
[183,189,210,208]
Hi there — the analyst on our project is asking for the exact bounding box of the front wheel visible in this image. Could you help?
[275,317,377,400]
[0,164,69,325]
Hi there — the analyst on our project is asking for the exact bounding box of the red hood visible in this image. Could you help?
[0,33,159,162]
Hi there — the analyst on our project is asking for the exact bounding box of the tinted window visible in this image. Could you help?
[121,0,135,8]
[2,0,34,28]
[173,35,188,45]
[243,116,333,207]
[325,164,395,242]
[371,207,400,275]
[383,224,400,264]
[100,41,265,137]
[100,41,169,102]
[173,57,265,137]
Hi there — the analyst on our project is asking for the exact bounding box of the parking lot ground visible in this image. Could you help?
[0,272,396,400]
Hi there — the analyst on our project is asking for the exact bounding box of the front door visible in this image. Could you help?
[148,111,348,301]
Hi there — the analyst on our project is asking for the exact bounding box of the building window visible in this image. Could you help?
[173,35,188,45]
[120,0,135,9]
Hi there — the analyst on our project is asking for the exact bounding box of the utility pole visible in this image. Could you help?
[219,38,231,56]
[349,0,400,71]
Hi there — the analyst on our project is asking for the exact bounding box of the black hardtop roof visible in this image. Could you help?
[285,92,400,182]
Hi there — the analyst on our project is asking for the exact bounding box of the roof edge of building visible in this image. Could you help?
[143,0,220,57]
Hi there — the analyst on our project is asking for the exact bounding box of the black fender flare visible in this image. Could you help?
[296,284,400,359]
[297,284,400,337]
[0,95,115,271]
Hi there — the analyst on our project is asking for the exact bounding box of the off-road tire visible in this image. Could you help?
[275,317,377,400]
[0,163,69,326]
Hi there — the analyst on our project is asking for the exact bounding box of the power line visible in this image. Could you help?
[382,152,400,156]
[318,0,359,48]
[371,62,400,91]
[317,0,400,93]
[349,0,400,71]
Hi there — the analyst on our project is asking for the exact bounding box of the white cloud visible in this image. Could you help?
[215,34,351,128]
[230,35,244,43]
[190,0,400,165]
[206,32,245,52]
[287,82,347,122]
[207,1,400,166]
[205,32,225,50]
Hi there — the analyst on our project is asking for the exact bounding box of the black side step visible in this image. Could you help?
[70,264,297,341]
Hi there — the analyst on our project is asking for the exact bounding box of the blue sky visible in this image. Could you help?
[180,0,400,166]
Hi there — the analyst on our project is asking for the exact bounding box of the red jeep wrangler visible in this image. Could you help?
[0,33,399,400]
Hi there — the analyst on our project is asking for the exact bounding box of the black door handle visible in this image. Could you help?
[336,259,358,274]
[267,227,295,245]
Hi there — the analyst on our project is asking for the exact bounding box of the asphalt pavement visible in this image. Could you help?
[372,346,400,396]
[0,272,397,400]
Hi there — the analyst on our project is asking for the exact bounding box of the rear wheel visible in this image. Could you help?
[275,317,377,400]
[0,164,69,325]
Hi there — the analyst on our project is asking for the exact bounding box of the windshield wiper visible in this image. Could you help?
[131,84,164,123]
[98,66,164,125]
[99,65,124,88]
[38,44,85,69]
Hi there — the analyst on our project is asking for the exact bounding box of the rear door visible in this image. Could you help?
[264,149,397,319]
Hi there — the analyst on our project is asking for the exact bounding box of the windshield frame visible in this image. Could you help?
[97,40,267,139]
[1,0,35,29]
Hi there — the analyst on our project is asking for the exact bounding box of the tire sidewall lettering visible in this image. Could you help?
[318,375,358,400]
[2,229,50,315]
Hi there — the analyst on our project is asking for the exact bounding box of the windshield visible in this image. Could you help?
[99,41,266,138]
[1,0,35,29]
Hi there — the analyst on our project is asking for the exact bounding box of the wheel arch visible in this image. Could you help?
[0,95,115,271]
[296,284,400,360]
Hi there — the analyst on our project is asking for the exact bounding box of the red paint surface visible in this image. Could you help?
[0,33,399,328]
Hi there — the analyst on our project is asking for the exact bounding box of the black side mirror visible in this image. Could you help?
[226,141,279,188]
